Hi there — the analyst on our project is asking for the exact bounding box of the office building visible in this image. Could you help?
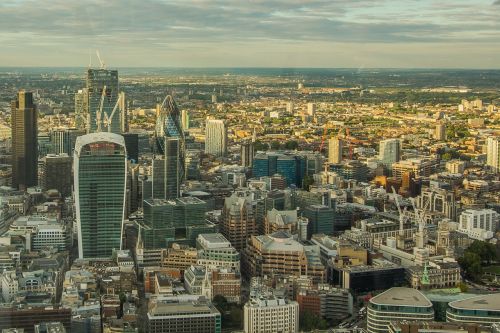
[307,102,315,116]
[40,153,72,197]
[147,298,221,333]
[74,132,127,259]
[447,293,500,325]
[244,295,299,333]
[196,233,240,271]
[329,160,369,182]
[328,137,343,164]
[252,152,309,187]
[379,139,400,171]
[220,190,258,251]
[119,91,128,133]
[367,287,434,333]
[446,160,466,174]
[392,158,437,179]
[11,91,38,190]
[241,141,255,167]
[487,137,500,172]
[50,128,84,155]
[205,119,227,157]
[74,88,89,131]
[296,286,352,322]
[141,197,214,249]
[86,68,120,133]
[154,95,185,199]
[181,109,190,131]
[34,322,67,333]
[388,321,490,333]
[122,133,139,162]
[459,209,498,240]
[243,231,325,281]
[0,307,71,333]
[435,123,446,141]
[303,204,335,237]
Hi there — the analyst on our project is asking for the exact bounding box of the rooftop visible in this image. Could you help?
[370,287,432,307]
[448,293,500,311]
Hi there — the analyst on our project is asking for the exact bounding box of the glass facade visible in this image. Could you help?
[87,69,120,134]
[75,134,126,259]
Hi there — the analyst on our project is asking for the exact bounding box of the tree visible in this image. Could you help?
[254,141,269,151]
[457,281,469,292]
[271,141,282,150]
[284,140,299,150]
[300,311,329,331]
[458,251,483,281]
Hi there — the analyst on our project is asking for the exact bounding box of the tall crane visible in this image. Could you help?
[95,85,107,132]
[410,197,430,249]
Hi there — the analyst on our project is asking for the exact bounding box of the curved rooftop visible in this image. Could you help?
[448,293,500,311]
[370,287,432,307]
[74,132,125,154]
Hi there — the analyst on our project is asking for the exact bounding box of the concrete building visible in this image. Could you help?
[446,160,466,174]
[243,231,325,282]
[392,158,437,179]
[367,287,434,333]
[435,123,446,141]
[147,298,221,333]
[296,285,352,322]
[459,209,498,240]
[379,139,400,171]
[487,137,500,172]
[196,233,240,271]
[447,293,500,325]
[39,153,72,197]
[328,137,343,164]
[244,295,299,333]
[205,119,227,157]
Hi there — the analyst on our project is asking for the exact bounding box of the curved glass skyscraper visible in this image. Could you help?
[153,95,185,199]
[74,132,127,259]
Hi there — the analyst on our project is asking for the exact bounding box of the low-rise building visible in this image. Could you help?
[244,295,299,333]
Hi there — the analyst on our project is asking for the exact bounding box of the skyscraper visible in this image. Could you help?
[40,153,72,197]
[487,136,500,172]
[205,119,227,157]
[435,123,446,141]
[181,109,190,131]
[241,141,255,167]
[119,91,129,133]
[328,137,343,164]
[86,69,120,134]
[379,139,401,171]
[154,95,185,199]
[74,132,127,259]
[11,90,38,190]
[74,88,88,131]
[50,128,85,155]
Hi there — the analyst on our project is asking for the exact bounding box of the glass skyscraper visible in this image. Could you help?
[74,132,127,259]
[86,69,120,134]
[153,95,185,199]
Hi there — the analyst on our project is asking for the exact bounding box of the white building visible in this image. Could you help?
[487,137,500,172]
[244,295,299,333]
[205,119,227,157]
[32,224,69,252]
[1,270,19,302]
[328,137,343,164]
[459,209,498,240]
[379,139,400,170]
[446,160,466,174]
[307,103,315,116]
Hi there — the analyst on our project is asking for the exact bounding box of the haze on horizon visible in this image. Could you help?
[1,0,499,69]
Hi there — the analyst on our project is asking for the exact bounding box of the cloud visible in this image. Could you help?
[0,0,498,67]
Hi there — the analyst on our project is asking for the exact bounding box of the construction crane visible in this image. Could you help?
[410,197,431,249]
[96,50,106,69]
[391,186,408,238]
[103,94,123,132]
[318,124,328,152]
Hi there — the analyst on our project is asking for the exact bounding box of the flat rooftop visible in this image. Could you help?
[448,293,500,311]
[370,287,432,307]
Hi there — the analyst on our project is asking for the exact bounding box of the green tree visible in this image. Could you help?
[300,311,329,331]
[271,141,282,150]
[254,141,269,151]
[284,140,299,150]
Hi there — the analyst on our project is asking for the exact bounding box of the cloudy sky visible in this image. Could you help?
[1,0,499,68]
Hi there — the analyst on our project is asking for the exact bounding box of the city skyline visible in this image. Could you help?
[0,0,499,68]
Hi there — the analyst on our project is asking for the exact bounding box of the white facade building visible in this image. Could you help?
[379,139,400,170]
[459,209,498,240]
[205,119,227,157]
[487,137,500,172]
[244,295,299,333]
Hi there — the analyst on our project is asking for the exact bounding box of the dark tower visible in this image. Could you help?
[11,91,38,190]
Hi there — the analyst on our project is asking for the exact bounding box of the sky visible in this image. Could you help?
[0,0,499,68]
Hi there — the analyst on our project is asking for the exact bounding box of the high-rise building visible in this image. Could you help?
[303,204,335,236]
[486,136,500,172]
[74,132,127,259]
[181,109,190,131]
[252,152,308,187]
[40,153,72,197]
[435,123,446,141]
[205,119,227,157]
[244,294,299,333]
[241,141,255,167]
[74,88,89,131]
[307,103,315,116]
[86,69,120,133]
[328,137,343,164]
[50,128,85,155]
[154,95,185,199]
[221,190,258,251]
[379,139,400,171]
[11,90,38,190]
[119,91,128,133]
